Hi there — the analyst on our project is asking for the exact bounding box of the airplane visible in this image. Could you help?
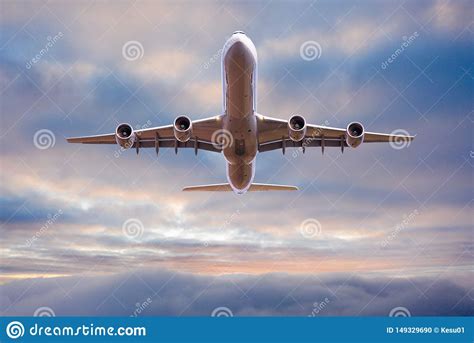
[67,31,414,194]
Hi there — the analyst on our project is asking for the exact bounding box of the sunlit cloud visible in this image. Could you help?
[0,0,472,315]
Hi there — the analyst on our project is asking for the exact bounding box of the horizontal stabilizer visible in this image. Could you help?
[182,183,298,192]
[248,183,298,191]
[182,183,233,192]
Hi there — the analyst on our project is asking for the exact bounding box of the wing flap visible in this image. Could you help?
[259,138,347,153]
[137,139,222,153]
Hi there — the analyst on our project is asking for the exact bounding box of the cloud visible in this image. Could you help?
[0,270,472,316]
[125,51,196,82]
[426,0,473,33]
[0,0,472,316]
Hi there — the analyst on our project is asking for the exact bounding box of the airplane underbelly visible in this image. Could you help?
[223,40,257,165]
[222,115,257,165]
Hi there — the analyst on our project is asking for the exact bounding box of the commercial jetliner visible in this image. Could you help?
[68,31,414,194]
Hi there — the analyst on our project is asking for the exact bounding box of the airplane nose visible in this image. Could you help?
[225,41,254,68]
[223,31,257,70]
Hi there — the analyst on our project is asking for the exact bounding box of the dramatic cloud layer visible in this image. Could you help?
[1,270,473,316]
[0,0,472,316]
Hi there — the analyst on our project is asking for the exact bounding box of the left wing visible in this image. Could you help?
[257,114,414,153]
[67,115,224,153]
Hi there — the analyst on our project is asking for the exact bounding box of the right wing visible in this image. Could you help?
[67,115,224,153]
[257,114,415,153]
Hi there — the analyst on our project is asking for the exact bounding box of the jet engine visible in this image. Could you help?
[174,115,193,142]
[346,122,364,148]
[288,115,307,142]
[115,123,136,149]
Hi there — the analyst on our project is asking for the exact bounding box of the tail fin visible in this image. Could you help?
[182,183,298,192]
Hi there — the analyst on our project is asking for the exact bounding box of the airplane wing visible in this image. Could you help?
[67,115,224,154]
[256,114,415,153]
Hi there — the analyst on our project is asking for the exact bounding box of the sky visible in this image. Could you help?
[0,0,473,316]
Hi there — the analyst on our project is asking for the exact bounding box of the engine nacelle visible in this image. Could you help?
[288,115,307,142]
[174,115,193,142]
[115,123,136,149]
[346,122,364,148]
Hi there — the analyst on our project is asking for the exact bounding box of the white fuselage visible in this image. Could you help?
[221,32,258,194]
